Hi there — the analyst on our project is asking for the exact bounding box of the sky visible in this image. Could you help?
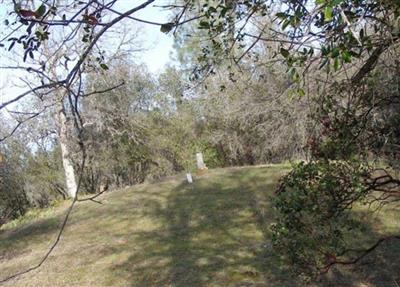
[0,1,176,105]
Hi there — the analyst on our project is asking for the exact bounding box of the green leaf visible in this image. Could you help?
[35,4,46,17]
[289,67,299,82]
[333,57,340,71]
[199,21,210,29]
[280,47,290,58]
[342,51,351,63]
[160,23,174,34]
[8,41,15,51]
[332,0,344,5]
[315,0,325,4]
[100,63,109,70]
[319,58,329,69]
[324,6,333,22]
[297,88,305,97]
[292,16,301,27]
[321,45,329,56]
[220,7,228,17]
[276,12,288,19]
[282,19,291,30]
[359,28,364,40]
[331,47,339,58]
[208,6,217,13]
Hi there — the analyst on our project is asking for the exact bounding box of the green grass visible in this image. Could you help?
[0,165,399,287]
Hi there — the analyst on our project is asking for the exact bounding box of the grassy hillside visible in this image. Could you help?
[0,165,399,287]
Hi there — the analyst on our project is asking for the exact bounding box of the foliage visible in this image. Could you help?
[0,143,29,226]
[271,37,400,281]
[271,160,371,279]
[199,65,308,165]
[192,0,400,80]
[0,0,399,282]
[24,147,67,204]
[1,166,399,286]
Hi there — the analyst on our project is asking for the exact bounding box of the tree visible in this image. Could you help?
[194,60,309,165]
[43,44,79,199]
[81,61,157,190]
[172,0,400,280]
[0,138,29,227]
[1,0,399,283]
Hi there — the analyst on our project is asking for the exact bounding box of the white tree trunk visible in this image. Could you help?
[57,101,77,198]
[196,152,206,170]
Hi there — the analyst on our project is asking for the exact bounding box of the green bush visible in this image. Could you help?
[271,160,371,279]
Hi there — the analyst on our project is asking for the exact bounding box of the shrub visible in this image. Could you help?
[271,160,371,279]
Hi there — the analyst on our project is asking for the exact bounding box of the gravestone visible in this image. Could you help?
[186,173,193,184]
[196,152,207,170]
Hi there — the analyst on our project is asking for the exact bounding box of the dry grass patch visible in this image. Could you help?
[0,165,399,286]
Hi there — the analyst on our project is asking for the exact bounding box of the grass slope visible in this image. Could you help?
[0,165,399,287]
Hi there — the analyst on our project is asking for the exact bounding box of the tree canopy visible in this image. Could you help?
[0,0,400,283]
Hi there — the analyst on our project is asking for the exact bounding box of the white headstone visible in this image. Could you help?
[186,173,193,183]
[196,152,206,170]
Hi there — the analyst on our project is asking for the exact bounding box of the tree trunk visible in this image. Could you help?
[57,101,77,198]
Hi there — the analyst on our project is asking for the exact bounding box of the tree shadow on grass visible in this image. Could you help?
[111,167,301,286]
[111,167,400,287]
[317,208,400,287]
[0,216,61,259]
[1,167,398,286]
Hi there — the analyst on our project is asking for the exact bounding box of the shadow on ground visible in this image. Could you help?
[1,166,399,287]
[109,167,400,287]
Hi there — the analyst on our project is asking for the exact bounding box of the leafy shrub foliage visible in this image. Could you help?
[271,160,371,279]
[0,147,29,226]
